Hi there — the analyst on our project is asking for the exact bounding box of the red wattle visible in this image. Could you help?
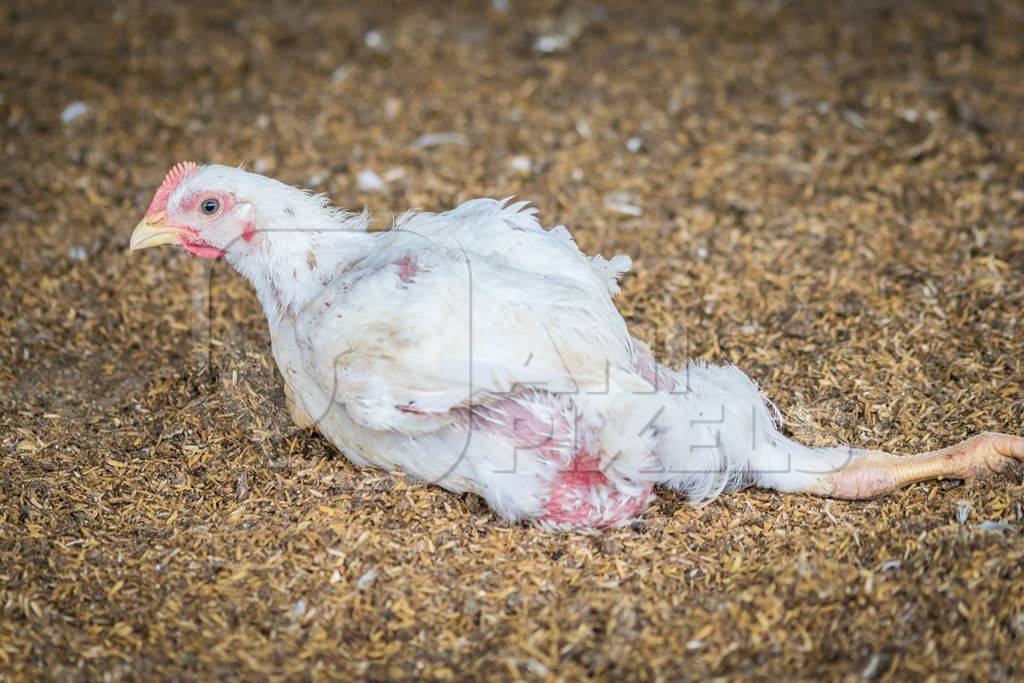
[181,237,225,260]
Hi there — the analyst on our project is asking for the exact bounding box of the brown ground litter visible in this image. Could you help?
[2,0,1023,679]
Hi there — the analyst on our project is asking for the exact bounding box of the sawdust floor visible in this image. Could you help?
[2,0,1024,679]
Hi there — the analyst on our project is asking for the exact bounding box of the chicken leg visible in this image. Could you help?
[819,432,1024,499]
[645,359,1023,504]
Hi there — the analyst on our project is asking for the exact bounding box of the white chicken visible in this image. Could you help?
[130,162,1024,529]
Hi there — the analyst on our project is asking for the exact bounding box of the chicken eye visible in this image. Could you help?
[200,198,220,215]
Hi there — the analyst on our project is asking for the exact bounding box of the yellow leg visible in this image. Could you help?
[826,432,1024,500]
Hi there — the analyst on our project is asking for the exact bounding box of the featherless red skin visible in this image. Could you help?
[394,255,419,283]
[534,344,669,527]
[241,219,256,243]
[469,393,654,528]
[545,451,653,526]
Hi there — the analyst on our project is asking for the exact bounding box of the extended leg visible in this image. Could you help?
[632,355,1023,503]
[808,432,1024,499]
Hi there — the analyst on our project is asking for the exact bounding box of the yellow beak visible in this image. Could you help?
[129,214,189,252]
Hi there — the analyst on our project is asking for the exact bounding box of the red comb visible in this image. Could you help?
[146,161,199,216]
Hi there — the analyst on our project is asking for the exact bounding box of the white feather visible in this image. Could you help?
[177,165,845,527]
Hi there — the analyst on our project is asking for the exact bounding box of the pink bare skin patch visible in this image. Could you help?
[178,190,233,216]
[395,255,419,282]
[397,404,424,415]
[543,451,654,528]
[470,395,653,528]
[242,220,256,243]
